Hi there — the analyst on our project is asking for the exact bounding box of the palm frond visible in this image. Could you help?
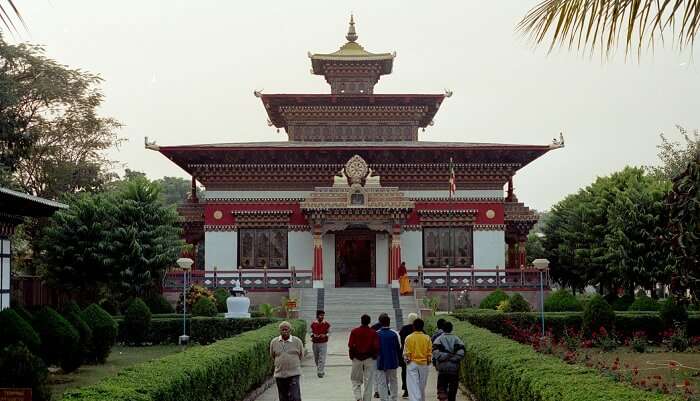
[518,0,699,58]
[0,0,27,34]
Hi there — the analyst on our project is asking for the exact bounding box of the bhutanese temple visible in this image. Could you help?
[148,16,563,295]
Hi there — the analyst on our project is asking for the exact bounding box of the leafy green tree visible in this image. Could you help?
[0,35,122,199]
[107,177,183,298]
[647,126,700,181]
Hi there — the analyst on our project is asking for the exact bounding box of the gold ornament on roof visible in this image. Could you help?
[346,14,358,42]
[345,154,368,184]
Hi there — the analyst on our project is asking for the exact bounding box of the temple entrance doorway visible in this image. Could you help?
[335,230,375,287]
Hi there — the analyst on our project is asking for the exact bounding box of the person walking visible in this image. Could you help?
[375,313,401,401]
[310,309,331,378]
[432,321,465,401]
[269,321,304,401]
[431,318,446,342]
[349,314,380,401]
[403,318,432,401]
[398,312,417,398]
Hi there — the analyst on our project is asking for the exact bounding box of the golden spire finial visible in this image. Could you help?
[346,14,358,42]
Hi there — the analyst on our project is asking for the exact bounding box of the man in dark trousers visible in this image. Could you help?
[349,314,380,401]
[398,312,418,398]
[432,321,465,401]
[375,313,401,401]
[269,321,304,401]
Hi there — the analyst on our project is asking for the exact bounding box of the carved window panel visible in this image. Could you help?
[422,227,473,268]
[239,228,288,269]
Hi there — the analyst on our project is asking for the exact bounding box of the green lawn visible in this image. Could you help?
[49,344,193,399]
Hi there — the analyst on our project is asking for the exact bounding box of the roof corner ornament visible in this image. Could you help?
[332,167,349,187]
[307,51,312,58]
[444,89,453,98]
[144,136,160,151]
[392,51,397,58]
[550,132,565,149]
[253,89,264,98]
[267,119,274,127]
[346,14,358,42]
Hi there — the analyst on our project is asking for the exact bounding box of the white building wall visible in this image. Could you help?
[401,231,422,268]
[473,230,505,269]
[1,238,10,310]
[205,231,237,270]
[375,233,389,287]
[288,231,314,269]
[322,234,335,288]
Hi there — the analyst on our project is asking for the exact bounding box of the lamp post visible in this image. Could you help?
[177,257,193,345]
[446,262,452,314]
[532,258,549,338]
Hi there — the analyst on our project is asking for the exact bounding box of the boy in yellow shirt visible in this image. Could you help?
[402,318,432,401]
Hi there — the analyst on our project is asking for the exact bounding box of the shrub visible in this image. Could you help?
[62,320,306,401]
[627,294,661,311]
[496,299,510,312]
[63,311,93,365]
[63,300,83,315]
[177,285,215,313]
[143,292,175,314]
[12,305,34,324]
[631,331,647,353]
[544,289,582,312]
[441,318,674,401]
[508,293,532,312]
[479,289,509,310]
[581,295,615,337]
[81,303,117,363]
[0,344,51,401]
[98,298,120,316]
[0,308,41,353]
[667,323,689,352]
[123,298,152,345]
[257,303,279,318]
[33,306,81,372]
[213,288,230,313]
[192,297,218,317]
[660,297,688,327]
[611,294,635,311]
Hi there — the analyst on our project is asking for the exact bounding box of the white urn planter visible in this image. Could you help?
[224,281,251,318]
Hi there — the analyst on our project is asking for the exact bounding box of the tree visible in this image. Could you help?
[155,176,199,207]
[647,126,700,181]
[106,177,183,298]
[0,35,122,199]
[519,0,699,58]
[666,151,700,301]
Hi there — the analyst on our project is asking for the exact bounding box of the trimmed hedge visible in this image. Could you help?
[192,297,218,317]
[213,288,230,313]
[62,320,306,401]
[81,304,118,363]
[544,289,582,312]
[628,295,661,311]
[33,306,82,372]
[430,317,678,401]
[0,308,41,353]
[64,311,93,364]
[508,293,532,312]
[660,297,688,326]
[0,343,51,401]
[116,316,276,345]
[123,298,152,345]
[12,305,35,323]
[582,295,615,335]
[143,293,175,314]
[479,289,509,310]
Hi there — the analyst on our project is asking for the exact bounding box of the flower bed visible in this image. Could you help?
[428,317,679,401]
[62,319,306,401]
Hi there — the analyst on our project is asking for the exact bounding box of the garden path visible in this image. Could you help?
[255,330,470,401]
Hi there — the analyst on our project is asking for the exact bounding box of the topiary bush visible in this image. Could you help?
[12,305,34,324]
[123,298,152,345]
[33,306,81,372]
[581,295,615,337]
[192,297,218,317]
[98,298,120,316]
[508,293,532,312]
[81,303,118,363]
[144,292,175,314]
[479,289,510,310]
[628,294,661,311]
[544,289,582,312]
[660,297,688,327]
[611,294,635,311]
[63,310,93,365]
[62,300,83,316]
[0,344,51,401]
[213,288,230,313]
[0,308,41,353]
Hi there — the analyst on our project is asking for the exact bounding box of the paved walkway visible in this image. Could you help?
[256,330,470,401]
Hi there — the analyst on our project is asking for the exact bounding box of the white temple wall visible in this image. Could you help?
[375,233,389,287]
[205,231,237,270]
[401,231,423,269]
[322,234,335,288]
[1,238,10,310]
[288,231,314,269]
[473,230,505,268]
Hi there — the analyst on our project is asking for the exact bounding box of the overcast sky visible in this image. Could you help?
[11,1,699,210]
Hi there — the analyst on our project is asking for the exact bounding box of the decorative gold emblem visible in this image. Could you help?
[485,209,496,219]
[345,155,368,185]
[213,210,223,220]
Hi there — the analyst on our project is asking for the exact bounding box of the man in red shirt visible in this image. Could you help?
[310,309,331,378]
[349,314,380,401]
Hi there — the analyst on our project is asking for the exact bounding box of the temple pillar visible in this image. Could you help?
[389,224,401,288]
[312,224,324,288]
[506,236,517,269]
[518,236,527,268]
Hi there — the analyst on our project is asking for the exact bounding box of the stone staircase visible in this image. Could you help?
[299,288,417,331]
